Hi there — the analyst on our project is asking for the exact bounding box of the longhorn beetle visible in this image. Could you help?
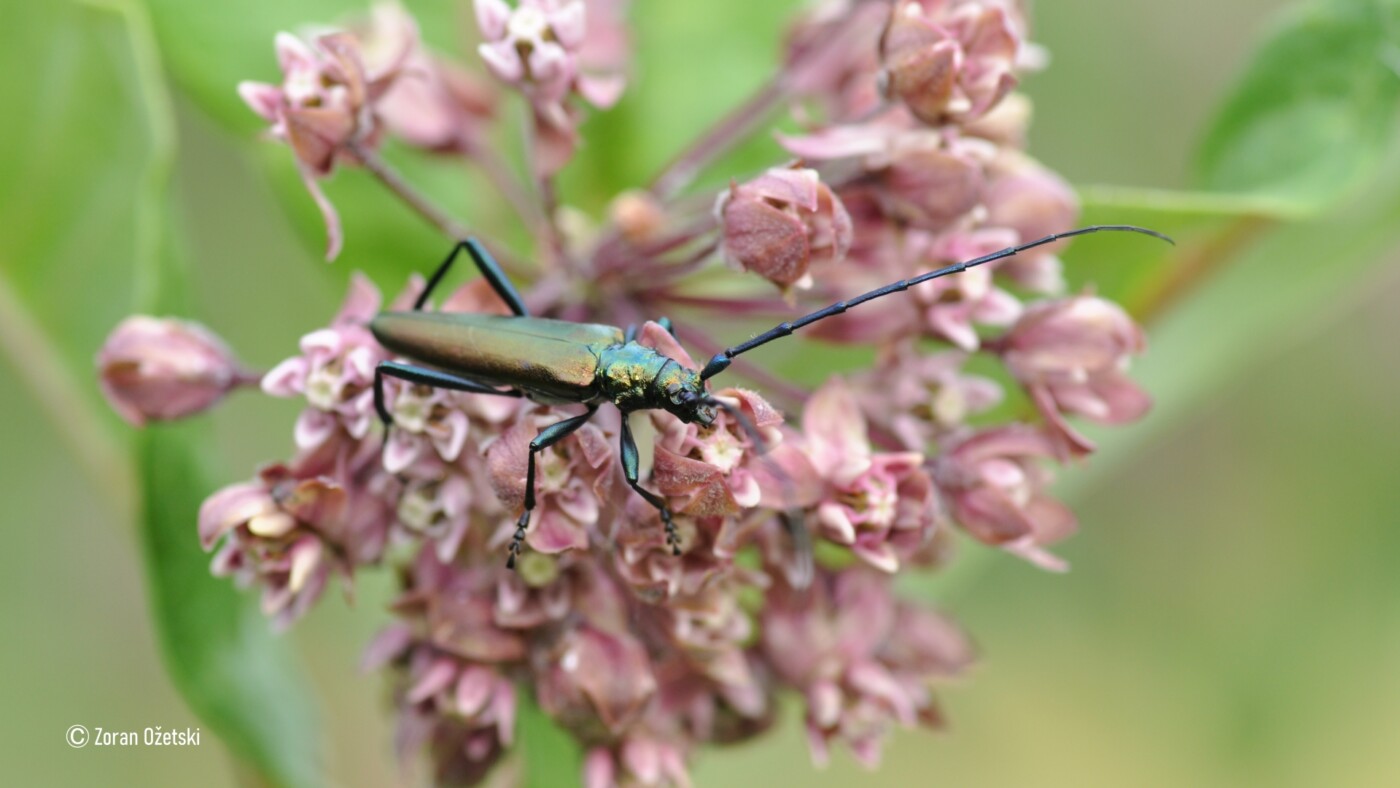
[370,224,1172,568]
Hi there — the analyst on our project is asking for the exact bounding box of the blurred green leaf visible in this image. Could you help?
[516,692,584,788]
[1067,186,1285,321]
[34,4,326,784]
[1194,0,1400,214]
[139,425,321,788]
[0,2,150,382]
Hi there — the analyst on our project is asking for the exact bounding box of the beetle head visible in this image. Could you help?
[659,367,716,426]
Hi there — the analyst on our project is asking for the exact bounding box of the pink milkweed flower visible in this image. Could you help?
[716,167,854,293]
[852,346,1003,450]
[801,378,942,573]
[783,0,890,120]
[261,274,388,450]
[493,552,579,628]
[488,406,618,555]
[880,0,1026,126]
[780,124,991,235]
[97,316,252,426]
[932,424,1077,570]
[238,5,418,259]
[198,432,394,628]
[651,386,786,516]
[761,568,971,767]
[639,321,789,515]
[474,0,627,114]
[395,548,529,663]
[376,50,499,153]
[583,737,692,788]
[363,626,517,782]
[380,384,473,473]
[474,0,630,173]
[199,465,347,629]
[536,622,658,734]
[394,458,478,562]
[999,295,1151,456]
[655,573,770,717]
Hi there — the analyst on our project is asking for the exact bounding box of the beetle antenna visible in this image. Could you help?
[698,224,1173,380]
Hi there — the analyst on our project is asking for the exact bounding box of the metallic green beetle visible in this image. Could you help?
[371,226,1171,567]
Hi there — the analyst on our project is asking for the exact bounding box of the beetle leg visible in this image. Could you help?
[657,316,674,336]
[374,361,521,436]
[623,323,638,343]
[619,412,682,556]
[508,404,600,569]
[414,238,529,316]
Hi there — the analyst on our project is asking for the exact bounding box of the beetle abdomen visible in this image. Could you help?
[371,312,623,401]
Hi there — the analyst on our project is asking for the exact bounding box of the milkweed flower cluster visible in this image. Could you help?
[97,1,1154,784]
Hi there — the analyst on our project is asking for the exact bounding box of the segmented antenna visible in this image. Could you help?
[698,224,1173,380]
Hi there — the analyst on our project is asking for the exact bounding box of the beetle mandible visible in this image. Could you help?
[370,224,1172,568]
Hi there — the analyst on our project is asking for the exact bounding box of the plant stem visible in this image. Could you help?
[351,141,532,275]
[1133,215,1274,323]
[459,132,542,232]
[351,140,470,240]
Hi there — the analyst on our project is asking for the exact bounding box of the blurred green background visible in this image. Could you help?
[5,0,1400,785]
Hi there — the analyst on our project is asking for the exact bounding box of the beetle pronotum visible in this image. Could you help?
[370,225,1171,567]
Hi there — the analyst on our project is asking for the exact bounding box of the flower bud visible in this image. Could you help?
[717,167,853,290]
[1001,296,1150,453]
[97,316,247,426]
[933,425,1076,570]
[879,138,984,231]
[880,0,1023,125]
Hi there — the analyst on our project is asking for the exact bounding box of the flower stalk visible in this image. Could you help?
[96,1,1164,783]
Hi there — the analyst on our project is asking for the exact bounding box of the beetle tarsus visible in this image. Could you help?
[506,512,529,570]
[663,511,682,555]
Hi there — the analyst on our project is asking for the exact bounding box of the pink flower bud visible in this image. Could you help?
[1001,296,1151,454]
[97,316,247,426]
[878,135,984,231]
[880,0,1023,125]
[716,167,853,290]
[933,425,1076,570]
[238,8,419,258]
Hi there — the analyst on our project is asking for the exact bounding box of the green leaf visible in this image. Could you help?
[139,424,321,788]
[1067,186,1287,321]
[15,4,327,784]
[1194,0,1400,214]
[516,692,585,788]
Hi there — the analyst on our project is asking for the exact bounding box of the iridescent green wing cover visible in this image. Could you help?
[370,312,624,401]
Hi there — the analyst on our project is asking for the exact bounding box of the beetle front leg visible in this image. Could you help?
[508,404,600,569]
[373,361,521,436]
[619,412,681,556]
